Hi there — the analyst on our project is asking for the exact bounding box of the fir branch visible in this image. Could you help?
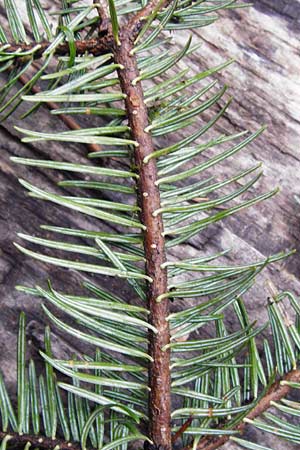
[186,369,300,450]
[1,2,297,450]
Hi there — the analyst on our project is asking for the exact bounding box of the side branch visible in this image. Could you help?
[4,36,114,59]
[190,369,300,450]
[126,0,172,38]
[93,0,111,35]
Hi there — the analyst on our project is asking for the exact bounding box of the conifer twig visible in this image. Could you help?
[3,3,294,450]
[126,0,172,38]
[115,35,171,450]
[93,0,110,35]
[172,417,194,445]
[5,37,114,59]
[113,2,174,448]
[183,369,300,450]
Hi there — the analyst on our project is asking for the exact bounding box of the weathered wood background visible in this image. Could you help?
[0,1,299,448]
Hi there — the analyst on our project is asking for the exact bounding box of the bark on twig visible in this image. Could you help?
[113,2,174,449]
[115,37,171,450]
[5,37,114,59]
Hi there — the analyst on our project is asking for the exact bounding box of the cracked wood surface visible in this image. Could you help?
[0,1,299,449]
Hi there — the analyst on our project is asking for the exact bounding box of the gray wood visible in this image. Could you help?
[0,1,299,448]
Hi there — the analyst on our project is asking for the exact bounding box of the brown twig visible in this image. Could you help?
[0,430,93,450]
[126,0,172,39]
[172,417,194,445]
[116,38,171,450]
[5,37,114,59]
[93,0,110,35]
[183,369,300,450]
[113,2,174,449]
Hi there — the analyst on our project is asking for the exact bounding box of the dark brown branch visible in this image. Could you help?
[5,36,114,59]
[0,430,89,450]
[172,417,193,445]
[115,45,171,449]
[185,369,300,450]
